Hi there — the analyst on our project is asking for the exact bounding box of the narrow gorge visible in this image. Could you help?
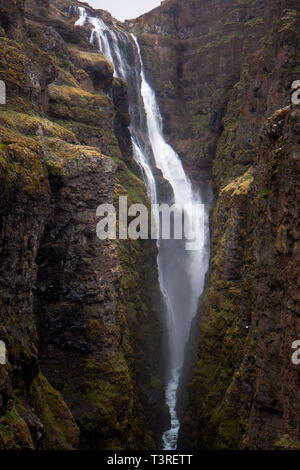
[0,0,300,453]
[74,5,210,450]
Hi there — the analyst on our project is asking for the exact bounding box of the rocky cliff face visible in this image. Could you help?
[1,0,300,451]
[0,0,168,450]
[132,0,265,199]
[179,104,300,451]
[133,0,300,450]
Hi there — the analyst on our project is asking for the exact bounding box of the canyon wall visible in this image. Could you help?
[134,0,300,450]
[0,0,168,450]
[1,0,300,451]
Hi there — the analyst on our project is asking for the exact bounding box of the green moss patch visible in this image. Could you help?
[0,127,46,194]
[30,373,79,450]
[0,110,77,143]
[0,405,33,450]
[48,84,112,126]
[274,434,300,450]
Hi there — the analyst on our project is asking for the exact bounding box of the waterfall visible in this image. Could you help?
[75,6,87,26]
[75,8,209,450]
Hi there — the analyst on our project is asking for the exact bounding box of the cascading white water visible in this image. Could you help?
[75,7,209,450]
[75,6,87,26]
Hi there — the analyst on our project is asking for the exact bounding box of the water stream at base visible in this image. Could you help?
[75,7,209,450]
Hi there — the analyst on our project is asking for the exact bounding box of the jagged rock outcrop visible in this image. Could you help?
[0,0,168,450]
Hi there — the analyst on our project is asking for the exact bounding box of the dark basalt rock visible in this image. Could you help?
[153,168,174,205]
